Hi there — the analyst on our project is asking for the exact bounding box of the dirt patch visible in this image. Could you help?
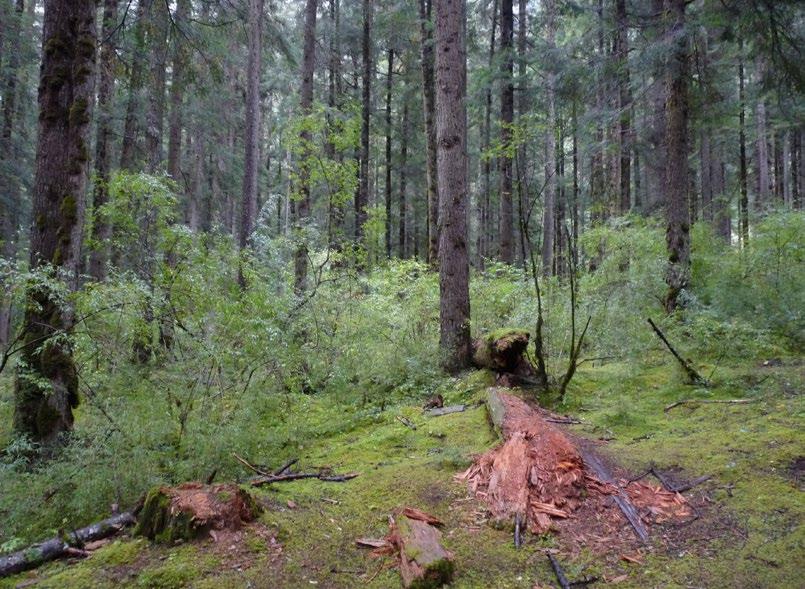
[787,456,805,488]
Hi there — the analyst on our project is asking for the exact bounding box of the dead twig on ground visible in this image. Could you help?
[664,398,754,412]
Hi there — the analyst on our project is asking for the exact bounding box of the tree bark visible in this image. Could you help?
[615,0,632,214]
[167,0,191,184]
[384,48,394,259]
[293,0,317,294]
[663,0,690,313]
[89,0,118,282]
[498,0,514,264]
[738,44,749,246]
[419,0,439,267]
[145,0,169,173]
[356,0,372,242]
[540,0,556,275]
[478,0,498,265]
[239,0,264,286]
[399,94,409,257]
[14,0,96,444]
[436,0,471,372]
[119,0,148,170]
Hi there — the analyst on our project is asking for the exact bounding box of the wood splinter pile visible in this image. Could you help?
[458,388,692,543]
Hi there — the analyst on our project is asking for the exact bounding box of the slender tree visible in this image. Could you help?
[384,48,394,259]
[293,0,318,293]
[498,0,514,263]
[738,42,749,246]
[435,0,471,371]
[89,0,118,281]
[119,0,148,171]
[14,0,96,444]
[239,0,264,286]
[615,0,632,214]
[356,0,372,242]
[419,0,439,266]
[663,0,690,313]
[540,0,557,275]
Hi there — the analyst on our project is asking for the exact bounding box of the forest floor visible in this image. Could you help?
[1,356,802,589]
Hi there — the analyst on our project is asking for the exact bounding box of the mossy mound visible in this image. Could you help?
[134,483,261,544]
[471,329,532,374]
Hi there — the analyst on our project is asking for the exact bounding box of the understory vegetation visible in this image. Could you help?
[1,203,802,586]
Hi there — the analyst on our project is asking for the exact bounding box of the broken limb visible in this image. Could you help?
[396,415,417,429]
[0,512,135,578]
[664,398,753,412]
[647,318,707,385]
[548,553,572,589]
[250,471,359,486]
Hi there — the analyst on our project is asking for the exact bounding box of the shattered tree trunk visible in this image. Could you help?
[391,514,454,589]
[471,330,535,381]
[0,513,135,578]
[134,483,261,544]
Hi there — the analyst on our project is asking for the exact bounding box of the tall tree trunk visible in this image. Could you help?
[571,99,579,269]
[645,0,666,214]
[738,44,749,246]
[326,0,344,247]
[119,0,148,170]
[498,0,514,263]
[89,0,118,282]
[478,0,498,265]
[540,0,556,275]
[167,0,190,184]
[145,0,168,173]
[435,0,470,371]
[239,0,263,286]
[615,0,631,214]
[663,0,690,313]
[0,0,25,347]
[356,0,372,243]
[791,129,801,209]
[14,0,96,444]
[754,93,770,209]
[384,48,394,259]
[399,94,409,257]
[293,0,317,293]
[419,0,438,266]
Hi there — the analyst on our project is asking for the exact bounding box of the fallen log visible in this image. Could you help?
[250,471,359,486]
[425,404,465,417]
[647,318,707,385]
[390,513,454,589]
[0,512,135,578]
[664,398,753,412]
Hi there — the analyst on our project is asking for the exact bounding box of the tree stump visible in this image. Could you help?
[134,483,261,544]
[471,329,535,381]
[391,514,454,589]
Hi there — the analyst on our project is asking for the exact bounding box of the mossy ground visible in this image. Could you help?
[1,357,802,588]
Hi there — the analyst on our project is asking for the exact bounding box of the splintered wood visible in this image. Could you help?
[457,388,692,545]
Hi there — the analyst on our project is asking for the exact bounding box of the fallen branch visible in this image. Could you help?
[250,471,359,486]
[0,512,135,578]
[664,398,754,412]
[274,458,299,475]
[545,417,582,425]
[580,448,648,542]
[672,475,712,493]
[647,318,707,386]
[548,553,572,589]
[396,415,417,430]
[425,404,466,417]
[233,453,270,477]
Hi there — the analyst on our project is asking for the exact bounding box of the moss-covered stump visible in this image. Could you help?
[391,514,454,589]
[471,329,534,377]
[134,483,261,544]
